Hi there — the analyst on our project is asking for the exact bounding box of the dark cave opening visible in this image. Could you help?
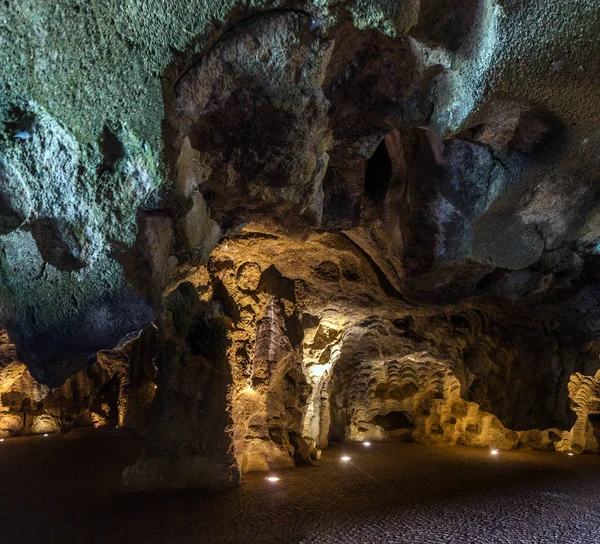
[373,410,415,431]
[364,138,392,203]
[91,374,121,426]
[588,413,600,440]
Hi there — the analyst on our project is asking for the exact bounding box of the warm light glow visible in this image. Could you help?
[43,434,48,437]
[568,453,574,456]
[340,456,351,462]
[309,363,332,379]
[363,441,371,447]
[266,476,280,482]
[490,449,499,455]
[0,438,4,442]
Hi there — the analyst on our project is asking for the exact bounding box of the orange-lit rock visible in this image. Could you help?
[1,0,599,496]
[0,329,157,437]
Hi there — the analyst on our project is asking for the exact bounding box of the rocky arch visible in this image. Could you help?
[121,1,600,487]
[296,313,600,456]
[0,0,597,496]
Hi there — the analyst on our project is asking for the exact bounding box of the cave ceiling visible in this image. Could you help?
[0,0,598,395]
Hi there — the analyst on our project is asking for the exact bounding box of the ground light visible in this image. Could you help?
[43,433,48,437]
[266,476,280,482]
[568,453,574,456]
[340,456,351,462]
[490,449,499,455]
[0,438,4,442]
[363,442,371,447]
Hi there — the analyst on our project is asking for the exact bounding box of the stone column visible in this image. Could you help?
[122,282,239,491]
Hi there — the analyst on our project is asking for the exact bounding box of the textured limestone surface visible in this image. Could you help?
[155,230,598,474]
[0,328,157,437]
[0,1,598,378]
[1,0,600,491]
[122,283,239,491]
[0,104,163,384]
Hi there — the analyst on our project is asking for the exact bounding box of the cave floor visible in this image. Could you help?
[2,430,600,543]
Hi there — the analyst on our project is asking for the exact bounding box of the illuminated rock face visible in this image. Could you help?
[1,1,600,489]
[0,329,157,437]
[555,371,600,454]
[124,226,598,485]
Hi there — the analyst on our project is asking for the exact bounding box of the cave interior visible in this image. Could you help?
[0,0,599,542]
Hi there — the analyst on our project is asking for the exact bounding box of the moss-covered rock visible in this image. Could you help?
[0,102,162,384]
[0,0,598,394]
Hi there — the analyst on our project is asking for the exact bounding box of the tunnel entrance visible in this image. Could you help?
[372,411,415,431]
[588,413,600,440]
[90,374,120,427]
[364,139,392,203]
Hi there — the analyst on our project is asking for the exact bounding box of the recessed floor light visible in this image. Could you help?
[43,434,48,437]
[568,453,574,456]
[341,456,351,462]
[490,449,499,455]
[266,476,280,482]
[363,442,371,447]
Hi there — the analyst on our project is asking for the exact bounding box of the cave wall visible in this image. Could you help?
[323,313,600,451]
[126,229,600,484]
[1,0,599,491]
[0,1,598,383]
[0,328,156,437]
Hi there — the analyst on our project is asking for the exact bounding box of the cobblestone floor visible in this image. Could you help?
[1,430,600,543]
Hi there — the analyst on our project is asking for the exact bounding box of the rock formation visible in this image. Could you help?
[0,0,599,490]
[0,328,156,437]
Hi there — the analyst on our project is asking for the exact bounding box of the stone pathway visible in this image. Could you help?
[1,431,599,543]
